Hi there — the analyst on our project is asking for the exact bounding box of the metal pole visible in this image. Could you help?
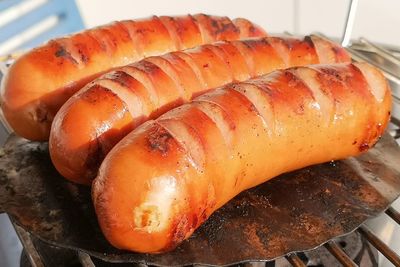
[341,0,359,47]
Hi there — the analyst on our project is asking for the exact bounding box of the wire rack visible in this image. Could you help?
[1,0,400,266]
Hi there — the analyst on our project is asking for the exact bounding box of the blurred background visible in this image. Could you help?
[0,0,399,57]
[0,1,399,266]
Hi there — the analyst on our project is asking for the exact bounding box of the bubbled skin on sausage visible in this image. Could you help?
[1,14,266,141]
[49,35,351,185]
[92,62,391,253]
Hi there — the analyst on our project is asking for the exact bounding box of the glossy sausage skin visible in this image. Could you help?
[50,35,350,184]
[1,14,266,141]
[92,62,391,253]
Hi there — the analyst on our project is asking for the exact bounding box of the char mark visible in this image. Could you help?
[54,46,78,65]
[147,126,173,155]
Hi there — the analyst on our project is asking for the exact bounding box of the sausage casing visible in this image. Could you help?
[50,35,350,184]
[92,62,391,253]
[1,14,265,140]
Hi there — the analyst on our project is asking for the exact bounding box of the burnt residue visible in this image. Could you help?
[78,49,89,64]
[318,66,352,83]
[248,25,257,34]
[210,18,239,35]
[332,45,343,58]
[135,27,154,35]
[174,18,190,38]
[137,60,161,75]
[146,126,173,155]
[304,35,316,48]
[242,38,270,51]
[106,71,133,88]
[54,46,78,65]
[55,47,67,57]
[113,21,133,43]
[98,28,119,53]
[86,29,108,53]
[359,142,370,152]
[285,70,307,88]
[0,133,400,265]
[203,14,233,36]
[244,80,274,97]
[279,37,296,50]
[168,215,191,250]
[187,14,200,35]
[81,84,121,107]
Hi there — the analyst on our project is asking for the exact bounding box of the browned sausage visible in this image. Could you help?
[49,35,350,184]
[92,62,391,253]
[1,14,266,140]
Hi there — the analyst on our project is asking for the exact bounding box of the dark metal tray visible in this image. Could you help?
[0,133,400,266]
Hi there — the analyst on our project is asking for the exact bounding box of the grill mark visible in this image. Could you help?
[101,27,119,54]
[310,35,336,64]
[173,51,207,88]
[119,20,144,58]
[243,79,274,96]
[353,62,387,102]
[209,16,238,36]
[312,65,354,125]
[160,53,204,98]
[231,82,275,135]
[94,78,142,119]
[113,21,133,42]
[203,45,235,81]
[111,21,141,60]
[192,14,209,43]
[187,14,202,43]
[146,56,188,100]
[158,16,180,50]
[152,15,177,51]
[268,37,291,66]
[117,21,136,45]
[231,41,255,76]
[135,60,160,74]
[304,35,316,49]
[242,38,277,75]
[54,44,78,65]
[285,70,317,114]
[87,28,116,56]
[54,39,82,66]
[216,42,252,81]
[117,21,142,56]
[193,99,235,146]
[114,69,155,117]
[290,67,335,125]
[249,25,257,34]
[122,65,159,108]
[85,28,106,53]
[244,37,271,48]
[80,85,131,127]
[134,60,181,105]
[232,18,263,38]
[229,84,263,116]
[157,118,206,172]
[103,70,158,119]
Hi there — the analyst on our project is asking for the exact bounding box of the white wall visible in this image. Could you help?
[76,0,400,46]
[75,0,295,36]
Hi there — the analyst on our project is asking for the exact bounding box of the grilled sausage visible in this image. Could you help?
[92,62,391,253]
[49,35,350,185]
[1,14,266,141]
